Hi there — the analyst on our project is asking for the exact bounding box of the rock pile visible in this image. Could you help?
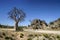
[28,19,48,29]
[48,18,60,29]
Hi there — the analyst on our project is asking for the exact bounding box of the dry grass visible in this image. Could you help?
[0,28,60,40]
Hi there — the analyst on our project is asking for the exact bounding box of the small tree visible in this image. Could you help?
[8,7,26,31]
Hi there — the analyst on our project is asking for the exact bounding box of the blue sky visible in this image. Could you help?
[0,0,60,26]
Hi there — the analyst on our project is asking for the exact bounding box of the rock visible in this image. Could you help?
[28,19,47,29]
[48,18,60,29]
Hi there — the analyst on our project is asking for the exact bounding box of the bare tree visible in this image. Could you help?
[8,7,26,31]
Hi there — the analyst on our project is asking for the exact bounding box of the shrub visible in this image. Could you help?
[28,34,33,37]
[50,22,54,25]
[17,27,23,31]
[43,34,49,38]
[27,38,32,40]
[12,34,14,37]
[57,35,60,40]
[35,34,39,37]
[43,39,45,40]
[5,36,14,40]
[35,34,37,37]
[2,32,6,36]
[5,36,10,40]
[20,33,24,38]
[57,35,60,38]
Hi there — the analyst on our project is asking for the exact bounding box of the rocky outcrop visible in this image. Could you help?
[28,19,48,29]
[48,18,60,29]
[28,18,60,29]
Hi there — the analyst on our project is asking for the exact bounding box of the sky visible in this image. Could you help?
[0,0,60,26]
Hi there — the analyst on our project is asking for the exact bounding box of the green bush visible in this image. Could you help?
[17,27,23,31]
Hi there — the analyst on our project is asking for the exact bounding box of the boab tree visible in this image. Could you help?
[8,7,26,31]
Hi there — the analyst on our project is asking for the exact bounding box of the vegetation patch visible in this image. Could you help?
[27,38,32,40]
[28,34,34,37]
[20,33,24,38]
[43,34,50,38]
[5,36,14,40]
[2,32,6,36]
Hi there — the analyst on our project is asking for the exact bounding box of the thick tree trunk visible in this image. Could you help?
[14,22,18,31]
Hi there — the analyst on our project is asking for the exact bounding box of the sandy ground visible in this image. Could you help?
[24,29,60,34]
[0,28,60,34]
[0,28,15,31]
